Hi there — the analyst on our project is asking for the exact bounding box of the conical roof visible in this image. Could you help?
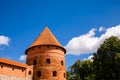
[26,27,66,53]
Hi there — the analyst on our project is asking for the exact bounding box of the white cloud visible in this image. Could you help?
[65,28,99,55]
[83,55,93,61]
[65,24,120,55]
[19,55,26,61]
[98,26,106,32]
[88,55,94,61]
[0,35,10,46]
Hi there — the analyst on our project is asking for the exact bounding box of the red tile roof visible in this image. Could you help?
[25,27,66,53]
[0,58,28,68]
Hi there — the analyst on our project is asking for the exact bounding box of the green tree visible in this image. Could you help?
[93,36,120,80]
[67,60,94,80]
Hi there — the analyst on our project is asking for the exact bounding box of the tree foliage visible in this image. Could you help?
[93,36,120,80]
[67,60,94,80]
[67,36,120,80]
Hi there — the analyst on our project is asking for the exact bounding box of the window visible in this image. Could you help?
[61,60,64,66]
[28,71,32,75]
[33,59,37,65]
[37,71,41,77]
[12,68,14,71]
[46,58,50,64]
[53,71,57,77]
[64,73,66,78]
[22,70,24,72]
[1,66,3,68]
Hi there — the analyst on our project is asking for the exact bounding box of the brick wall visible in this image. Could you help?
[0,74,32,80]
[26,45,66,80]
[0,63,33,80]
[0,63,26,78]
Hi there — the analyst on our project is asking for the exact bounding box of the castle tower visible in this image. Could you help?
[25,27,66,80]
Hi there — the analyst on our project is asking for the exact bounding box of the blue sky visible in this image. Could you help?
[0,0,120,69]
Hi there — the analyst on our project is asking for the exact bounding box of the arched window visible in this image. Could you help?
[46,58,50,64]
[33,59,37,65]
[53,71,57,77]
[37,71,41,77]
[28,71,32,75]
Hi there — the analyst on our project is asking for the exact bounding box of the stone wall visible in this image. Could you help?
[0,74,32,80]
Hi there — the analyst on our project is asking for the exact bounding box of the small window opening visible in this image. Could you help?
[61,60,64,66]
[53,71,57,77]
[12,68,14,70]
[22,69,24,72]
[1,66,3,68]
[46,58,50,64]
[37,71,41,77]
[64,73,66,78]
[29,71,32,75]
[33,59,37,65]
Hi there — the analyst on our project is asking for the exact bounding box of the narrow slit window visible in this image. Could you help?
[22,70,24,72]
[12,68,14,71]
[33,59,37,65]
[64,73,66,78]
[61,60,64,66]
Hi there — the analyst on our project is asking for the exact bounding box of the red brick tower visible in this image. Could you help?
[25,27,66,80]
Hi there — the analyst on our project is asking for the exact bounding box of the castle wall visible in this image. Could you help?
[0,74,32,80]
[0,62,33,80]
[0,63,26,78]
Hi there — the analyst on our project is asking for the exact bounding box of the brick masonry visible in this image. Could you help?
[0,60,33,80]
[26,45,66,80]
[0,74,32,80]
